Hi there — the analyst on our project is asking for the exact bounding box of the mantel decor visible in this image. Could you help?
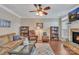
[0,19,11,27]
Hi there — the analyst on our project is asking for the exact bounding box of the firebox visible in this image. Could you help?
[72,32,79,44]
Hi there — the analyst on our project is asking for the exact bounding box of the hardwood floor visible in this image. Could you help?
[49,40,76,55]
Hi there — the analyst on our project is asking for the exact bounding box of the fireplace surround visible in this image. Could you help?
[71,29,79,44]
[72,32,79,44]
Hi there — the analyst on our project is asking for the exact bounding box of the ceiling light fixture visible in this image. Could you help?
[29,4,51,16]
[36,11,44,16]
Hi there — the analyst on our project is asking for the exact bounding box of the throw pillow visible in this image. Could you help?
[13,35,20,41]
[23,38,29,45]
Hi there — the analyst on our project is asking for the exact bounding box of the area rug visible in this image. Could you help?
[32,43,54,55]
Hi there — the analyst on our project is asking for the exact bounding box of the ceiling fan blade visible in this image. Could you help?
[44,6,51,10]
[43,11,48,15]
[29,10,36,12]
[38,4,42,7]
[34,4,38,8]
[38,4,42,9]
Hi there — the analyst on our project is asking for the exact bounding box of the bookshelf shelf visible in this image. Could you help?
[50,26,59,40]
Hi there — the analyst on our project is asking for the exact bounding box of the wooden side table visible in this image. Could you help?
[42,36,49,42]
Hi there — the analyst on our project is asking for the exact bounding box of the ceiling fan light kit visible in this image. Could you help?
[36,11,44,16]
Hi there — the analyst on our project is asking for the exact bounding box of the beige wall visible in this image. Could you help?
[0,8,20,35]
[20,18,59,40]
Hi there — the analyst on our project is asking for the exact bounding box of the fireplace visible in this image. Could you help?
[72,32,79,44]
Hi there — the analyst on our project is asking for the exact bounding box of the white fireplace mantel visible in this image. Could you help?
[69,28,79,42]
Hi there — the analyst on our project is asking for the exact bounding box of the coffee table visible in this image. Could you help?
[9,42,35,55]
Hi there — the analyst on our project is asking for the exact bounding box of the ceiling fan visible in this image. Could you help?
[29,4,51,16]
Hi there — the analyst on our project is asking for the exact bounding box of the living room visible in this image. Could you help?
[0,4,79,55]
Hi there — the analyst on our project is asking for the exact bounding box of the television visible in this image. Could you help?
[68,7,79,22]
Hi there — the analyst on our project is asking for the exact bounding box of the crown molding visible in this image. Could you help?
[0,5,21,18]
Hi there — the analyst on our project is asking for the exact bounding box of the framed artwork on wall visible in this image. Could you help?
[36,23,43,29]
[0,19,11,27]
[68,7,79,22]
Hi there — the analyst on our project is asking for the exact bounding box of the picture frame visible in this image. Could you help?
[68,7,79,22]
[36,23,43,29]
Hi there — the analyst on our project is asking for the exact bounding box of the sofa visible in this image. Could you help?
[63,41,79,55]
[0,33,23,55]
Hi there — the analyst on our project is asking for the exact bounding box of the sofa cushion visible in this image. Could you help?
[63,42,79,54]
[3,40,23,49]
[23,38,29,45]
[9,35,14,41]
[0,36,11,46]
[0,47,11,55]
[0,40,23,55]
[13,35,21,41]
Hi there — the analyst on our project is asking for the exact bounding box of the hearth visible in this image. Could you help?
[72,32,79,44]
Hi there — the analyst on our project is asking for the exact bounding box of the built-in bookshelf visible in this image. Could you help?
[50,26,59,40]
[20,26,29,37]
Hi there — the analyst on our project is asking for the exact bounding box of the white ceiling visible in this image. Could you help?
[2,4,77,18]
